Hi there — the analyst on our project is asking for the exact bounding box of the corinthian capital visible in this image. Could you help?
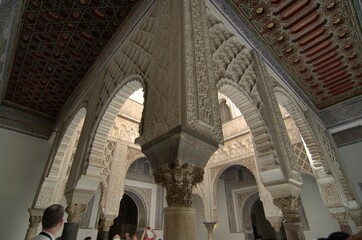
[154,160,204,207]
[273,195,302,223]
[65,203,87,223]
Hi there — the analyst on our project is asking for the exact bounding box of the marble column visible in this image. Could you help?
[273,196,305,240]
[333,212,352,234]
[61,203,87,240]
[154,161,205,240]
[203,222,217,240]
[136,1,222,240]
[24,209,43,240]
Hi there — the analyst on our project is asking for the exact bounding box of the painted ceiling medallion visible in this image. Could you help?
[229,0,362,109]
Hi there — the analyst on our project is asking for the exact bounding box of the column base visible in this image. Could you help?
[164,207,195,240]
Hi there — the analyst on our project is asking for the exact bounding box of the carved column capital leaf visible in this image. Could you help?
[273,195,302,223]
[154,160,204,207]
[65,203,87,223]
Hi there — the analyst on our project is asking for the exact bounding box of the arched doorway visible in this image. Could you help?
[251,199,286,240]
[109,194,138,239]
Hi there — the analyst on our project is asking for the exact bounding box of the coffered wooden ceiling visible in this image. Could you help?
[0,0,361,142]
[4,0,138,119]
[228,0,362,109]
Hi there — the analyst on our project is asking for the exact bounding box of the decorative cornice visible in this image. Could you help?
[0,105,53,138]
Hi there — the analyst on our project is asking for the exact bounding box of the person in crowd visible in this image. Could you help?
[31,204,64,240]
[318,231,351,240]
[113,234,121,240]
[131,234,138,240]
[348,230,362,240]
[141,227,157,240]
[124,232,131,240]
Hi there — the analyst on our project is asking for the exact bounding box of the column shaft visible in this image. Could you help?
[164,207,195,240]
[203,222,216,240]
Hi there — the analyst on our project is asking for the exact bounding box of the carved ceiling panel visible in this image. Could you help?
[229,0,362,109]
[5,0,138,118]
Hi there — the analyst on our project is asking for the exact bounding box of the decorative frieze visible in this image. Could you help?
[320,183,341,207]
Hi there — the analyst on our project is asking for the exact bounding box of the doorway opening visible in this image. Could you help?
[109,194,138,239]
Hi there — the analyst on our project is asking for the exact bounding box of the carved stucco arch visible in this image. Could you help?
[82,9,156,178]
[209,157,258,217]
[241,191,260,230]
[87,76,144,177]
[193,185,206,221]
[124,186,150,228]
[274,87,328,174]
[217,81,278,177]
[274,87,356,206]
[34,107,87,208]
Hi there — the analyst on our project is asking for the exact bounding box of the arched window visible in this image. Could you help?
[143,161,150,175]
[220,99,232,123]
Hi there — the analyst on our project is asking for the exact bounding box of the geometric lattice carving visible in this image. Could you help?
[318,123,354,202]
[102,141,116,184]
[293,142,313,175]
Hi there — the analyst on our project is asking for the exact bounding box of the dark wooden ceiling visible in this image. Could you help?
[4,0,138,119]
[229,0,362,109]
[0,0,361,141]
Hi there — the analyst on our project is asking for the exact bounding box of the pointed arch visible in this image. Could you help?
[217,81,280,181]
[87,75,144,177]
[34,107,87,208]
[274,87,328,174]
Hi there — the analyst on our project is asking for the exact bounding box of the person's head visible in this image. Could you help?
[327,232,350,240]
[125,232,130,238]
[42,204,64,231]
[84,237,92,240]
[318,231,351,240]
[131,234,138,240]
[113,234,121,240]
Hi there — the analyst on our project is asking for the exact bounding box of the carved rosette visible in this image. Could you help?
[273,196,302,223]
[65,203,87,223]
[154,160,204,207]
